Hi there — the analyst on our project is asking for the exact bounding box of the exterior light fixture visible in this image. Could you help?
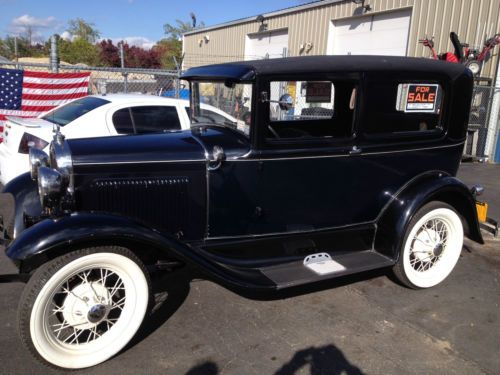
[352,0,372,12]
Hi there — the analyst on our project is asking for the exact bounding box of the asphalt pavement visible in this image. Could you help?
[0,162,499,374]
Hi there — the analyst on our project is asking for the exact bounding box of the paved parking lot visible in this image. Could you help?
[0,163,499,374]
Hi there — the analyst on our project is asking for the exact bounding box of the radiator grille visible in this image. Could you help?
[88,177,190,233]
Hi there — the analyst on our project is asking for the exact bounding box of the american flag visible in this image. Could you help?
[0,68,91,141]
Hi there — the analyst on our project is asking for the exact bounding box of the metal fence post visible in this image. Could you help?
[50,35,59,73]
[119,42,128,93]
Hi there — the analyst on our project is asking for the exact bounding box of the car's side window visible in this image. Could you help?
[266,79,356,140]
[363,80,444,136]
[112,108,134,134]
[131,106,181,134]
[112,106,181,135]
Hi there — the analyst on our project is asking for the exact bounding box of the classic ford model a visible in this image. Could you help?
[0,56,484,368]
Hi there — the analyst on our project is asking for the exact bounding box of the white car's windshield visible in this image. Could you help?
[42,97,110,126]
[190,81,252,137]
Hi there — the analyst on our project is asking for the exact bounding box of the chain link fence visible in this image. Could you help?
[0,59,498,160]
[0,61,183,98]
[464,84,497,160]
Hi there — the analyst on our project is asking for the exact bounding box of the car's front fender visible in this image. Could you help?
[5,212,276,290]
[1,172,42,240]
[375,172,483,259]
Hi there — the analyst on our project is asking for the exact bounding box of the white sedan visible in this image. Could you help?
[0,94,237,185]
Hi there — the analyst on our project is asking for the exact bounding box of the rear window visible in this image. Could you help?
[112,106,181,134]
[42,97,109,126]
[363,80,444,135]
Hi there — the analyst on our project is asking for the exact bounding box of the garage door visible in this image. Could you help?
[331,9,411,56]
[244,29,289,60]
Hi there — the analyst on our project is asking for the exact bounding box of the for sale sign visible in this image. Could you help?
[396,83,440,113]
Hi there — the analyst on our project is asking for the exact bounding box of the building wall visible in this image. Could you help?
[183,0,500,80]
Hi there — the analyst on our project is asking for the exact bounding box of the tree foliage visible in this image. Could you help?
[59,37,100,65]
[98,39,120,67]
[0,36,33,59]
[68,18,101,43]
[163,13,205,41]
[97,39,162,69]
[155,38,182,69]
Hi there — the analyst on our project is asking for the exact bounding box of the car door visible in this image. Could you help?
[255,76,363,234]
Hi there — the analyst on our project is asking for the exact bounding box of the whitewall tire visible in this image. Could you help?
[393,202,464,289]
[18,247,150,369]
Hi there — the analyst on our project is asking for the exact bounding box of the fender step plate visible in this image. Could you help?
[303,252,346,275]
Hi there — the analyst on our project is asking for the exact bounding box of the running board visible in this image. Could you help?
[259,250,394,289]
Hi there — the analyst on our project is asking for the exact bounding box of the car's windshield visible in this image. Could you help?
[42,97,110,126]
[190,81,252,137]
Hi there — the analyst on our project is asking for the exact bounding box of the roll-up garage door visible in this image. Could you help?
[331,9,411,56]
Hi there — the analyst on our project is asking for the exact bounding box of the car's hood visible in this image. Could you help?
[68,126,251,166]
[68,130,207,166]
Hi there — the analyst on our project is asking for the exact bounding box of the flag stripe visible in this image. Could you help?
[21,92,88,101]
[22,81,90,90]
[23,71,91,79]
[24,76,91,85]
[22,98,83,106]
[0,114,34,121]
[22,87,89,95]
[21,105,60,112]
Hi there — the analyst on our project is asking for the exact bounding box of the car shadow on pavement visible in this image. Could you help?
[122,266,192,353]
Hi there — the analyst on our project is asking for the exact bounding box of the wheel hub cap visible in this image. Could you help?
[87,304,108,323]
[61,282,111,330]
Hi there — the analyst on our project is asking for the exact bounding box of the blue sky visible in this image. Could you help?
[0,0,311,47]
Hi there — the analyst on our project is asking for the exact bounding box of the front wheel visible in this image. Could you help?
[18,246,150,369]
[393,202,464,289]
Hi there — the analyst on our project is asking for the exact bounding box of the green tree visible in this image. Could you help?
[68,18,101,43]
[0,36,32,59]
[163,13,205,41]
[162,13,204,69]
[59,38,100,65]
[155,38,182,69]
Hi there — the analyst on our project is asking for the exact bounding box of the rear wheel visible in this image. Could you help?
[393,202,464,289]
[18,246,150,369]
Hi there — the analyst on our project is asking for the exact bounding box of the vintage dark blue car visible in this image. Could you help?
[0,56,484,369]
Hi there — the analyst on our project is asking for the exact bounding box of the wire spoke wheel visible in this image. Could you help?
[394,202,464,289]
[18,247,150,369]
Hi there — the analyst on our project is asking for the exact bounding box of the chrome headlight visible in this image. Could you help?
[37,166,68,209]
[29,148,49,181]
[49,136,73,193]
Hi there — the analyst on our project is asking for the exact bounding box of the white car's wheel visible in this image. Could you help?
[18,247,150,369]
[393,202,464,289]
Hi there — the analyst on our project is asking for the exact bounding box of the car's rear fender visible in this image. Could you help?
[375,171,483,259]
[5,212,276,290]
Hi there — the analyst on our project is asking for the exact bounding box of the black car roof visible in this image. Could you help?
[181,55,471,82]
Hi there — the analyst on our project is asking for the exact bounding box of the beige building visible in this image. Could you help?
[183,0,500,161]
[183,0,500,79]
